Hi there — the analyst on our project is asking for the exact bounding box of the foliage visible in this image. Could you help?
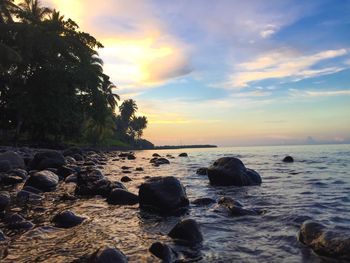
[0,0,148,147]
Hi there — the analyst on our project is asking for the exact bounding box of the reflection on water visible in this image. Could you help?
[1,144,350,262]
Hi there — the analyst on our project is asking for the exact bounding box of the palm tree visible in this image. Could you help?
[18,0,51,24]
[0,0,18,23]
[119,99,138,122]
[101,74,120,110]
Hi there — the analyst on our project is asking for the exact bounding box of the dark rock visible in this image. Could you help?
[9,168,27,179]
[0,160,12,172]
[0,151,25,169]
[192,197,216,206]
[168,219,203,244]
[121,176,132,182]
[29,150,66,170]
[24,170,59,192]
[90,246,128,263]
[22,185,42,194]
[298,220,350,261]
[73,153,84,161]
[75,170,126,197]
[0,191,10,211]
[149,242,177,262]
[135,167,144,171]
[63,147,83,157]
[119,152,135,160]
[1,173,24,185]
[216,197,259,216]
[139,176,189,214]
[121,166,131,170]
[52,210,86,228]
[179,153,188,157]
[150,157,170,165]
[0,230,7,241]
[65,174,78,183]
[5,213,34,230]
[207,157,262,186]
[65,156,76,164]
[152,153,161,157]
[127,155,136,160]
[283,156,294,163]
[196,167,208,175]
[107,189,138,205]
[16,190,42,202]
[57,166,76,179]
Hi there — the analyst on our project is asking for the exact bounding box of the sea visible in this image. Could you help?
[2,144,350,262]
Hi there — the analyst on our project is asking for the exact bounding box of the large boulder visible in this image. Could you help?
[139,176,189,214]
[0,160,12,172]
[168,219,203,244]
[24,170,59,192]
[0,151,25,169]
[89,246,128,263]
[207,157,262,186]
[298,221,350,261]
[29,150,66,170]
[107,189,138,205]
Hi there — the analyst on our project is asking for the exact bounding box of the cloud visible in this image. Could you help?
[44,0,192,90]
[227,48,348,88]
[289,88,350,97]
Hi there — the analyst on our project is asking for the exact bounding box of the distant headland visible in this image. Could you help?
[154,145,218,150]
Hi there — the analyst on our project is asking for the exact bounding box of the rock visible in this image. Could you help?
[168,219,203,244]
[298,221,350,260]
[5,213,34,230]
[119,152,135,160]
[0,160,12,172]
[107,189,138,205]
[121,176,132,182]
[65,174,78,183]
[207,157,262,186]
[0,230,7,241]
[24,170,59,192]
[283,156,294,163]
[52,210,86,228]
[192,197,216,206]
[196,167,208,175]
[0,173,24,185]
[152,153,161,157]
[179,153,188,157]
[135,167,144,171]
[63,147,83,157]
[127,155,136,160]
[139,176,189,214]
[57,166,76,179]
[17,190,42,202]
[0,191,10,211]
[22,185,42,194]
[9,168,27,179]
[121,166,131,170]
[29,150,66,170]
[75,170,126,197]
[73,153,84,161]
[216,197,259,216]
[149,242,177,262]
[65,156,76,164]
[0,151,25,169]
[150,157,170,165]
[90,246,128,263]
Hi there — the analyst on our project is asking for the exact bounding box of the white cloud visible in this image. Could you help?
[227,48,348,88]
[289,89,350,97]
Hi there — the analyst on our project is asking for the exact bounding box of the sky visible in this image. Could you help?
[43,0,350,146]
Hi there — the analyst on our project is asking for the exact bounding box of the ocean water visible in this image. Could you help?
[1,144,350,262]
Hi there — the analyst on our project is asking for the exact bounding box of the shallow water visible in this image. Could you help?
[1,144,350,262]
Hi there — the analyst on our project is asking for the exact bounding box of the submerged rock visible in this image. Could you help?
[52,210,86,228]
[283,156,294,163]
[139,176,189,214]
[24,170,59,192]
[207,157,262,186]
[90,246,128,263]
[149,242,177,262]
[216,197,259,216]
[168,219,203,244]
[298,220,350,261]
[192,197,216,206]
[150,157,170,166]
[107,189,138,205]
[29,150,66,170]
[0,191,10,211]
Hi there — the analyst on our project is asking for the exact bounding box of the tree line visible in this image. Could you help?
[0,0,149,148]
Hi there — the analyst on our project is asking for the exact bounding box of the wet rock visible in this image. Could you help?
[90,246,128,263]
[9,168,27,179]
[127,155,136,160]
[150,157,170,165]
[283,156,294,163]
[0,191,10,211]
[65,156,76,164]
[29,150,66,170]
[107,189,138,205]
[63,147,83,157]
[149,242,177,262]
[192,197,216,206]
[196,167,208,175]
[135,167,144,171]
[5,213,34,230]
[119,152,135,160]
[65,174,78,183]
[121,176,132,182]
[75,170,126,197]
[24,170,59,192]
[0,230,7,241]
[0,160,12,172]
[298,220,350,261]
[179,153,188,157]
[216,197,259,216]
[139,176,189,214]
[168,219,203,244]
[57,166,76,179]
[52,210,86,228]
[0,151,25,169]
[121,166,131,170]
[16,190,42,202]
[73,153,84,161]
[207,157,262,186]
[22,185,42,194]
[152,153,161,157]
[0,173,24,185]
